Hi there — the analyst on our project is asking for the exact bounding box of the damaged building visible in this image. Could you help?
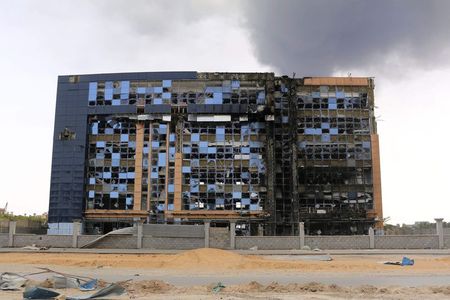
[48,72,382,235]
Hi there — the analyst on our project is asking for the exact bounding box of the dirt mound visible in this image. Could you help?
[162,248,248,269]
[224,281,265,293]
[123,280,174,294]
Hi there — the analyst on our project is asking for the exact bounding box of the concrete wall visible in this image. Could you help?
[143,237,204,249]
[305,236,370,250]
[445,235,450,249]
[375,235,439,249]
[91,235,137,249]
[210,227,230,249]
[0,234,8,246]
[0,231,447,250]
[236,236,300,250]
[12,234,72,248]
[77,235,102,248]
[143,224,204,238]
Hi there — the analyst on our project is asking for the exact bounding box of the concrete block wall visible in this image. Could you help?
[445,235,450,249]
[209,227,230,249]
[92,235,137,249]
[305,236,370,250]
[12,234,72,248]
[77,235,102,248]
[0,234,8,247]
[236,236,300,250]
[143,237,204,249]
[143,224,204,238]
[375,235,439,249]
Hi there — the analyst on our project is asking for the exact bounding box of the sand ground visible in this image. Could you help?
[1,248,450,299]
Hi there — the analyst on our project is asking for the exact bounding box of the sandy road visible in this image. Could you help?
[1,249,450,299]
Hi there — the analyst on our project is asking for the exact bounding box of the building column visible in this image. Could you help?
[136,221,143,249]
[435,218,444,249]
[8,221,16,247]
[368,227,375,249]
[204,221,210,248]
[72,221,81,248]
[230,222,236,250]
[299,222,305,249]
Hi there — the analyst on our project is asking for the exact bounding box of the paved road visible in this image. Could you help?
[1,263,449,287]
[1,247,450,256]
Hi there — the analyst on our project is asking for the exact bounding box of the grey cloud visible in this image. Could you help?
[242,0,450,75]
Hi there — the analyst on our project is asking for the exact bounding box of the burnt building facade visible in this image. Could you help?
[48,72,382,235]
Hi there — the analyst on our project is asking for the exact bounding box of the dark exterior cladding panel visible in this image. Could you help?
[58,71,198,83]
[48,80,89,224]
[88,105,137,115]
[187,104,248,114]
[144,104,172,114]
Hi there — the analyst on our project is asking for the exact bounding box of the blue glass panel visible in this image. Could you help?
[207,147,216,154]
[120,134,129,142]
[154,86,163,93]
[183,147,191,154]
[162,92,171,99]
[96,141,105,148]
[231,80,240,89]
[168,184,174,193]
[121,81,130,94]
[158,153,166,166]
[305,128,315,135]
[127,172,135,179]
[330,128,338,135]
[88,190,95,198]
[321,134,331,142]
[105,81,113,100]
[232,192,242,198]
[92,123,98,135]
[162,80,172,88]
[110,191,118,198]
[191,133,200,142]
[119,173,127,179]
[88,82,97,101]
[321,122,330,129]
[103,172,111,179]
[154,98,162,105]
[152,141,159,148]
[137,87,146,94]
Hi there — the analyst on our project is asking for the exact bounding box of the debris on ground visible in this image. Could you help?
[249,246,258,251]
[67,283,125,300]
[22,244,49,251]
[313,248,322,252]
[211,282,225,293]
[23,286,60,299]
[79,279,98,291]
[301,245,311,250]
[0,272,28,290]
[384,256,415,266]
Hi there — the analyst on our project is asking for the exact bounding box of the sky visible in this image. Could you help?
[0,0,449,224]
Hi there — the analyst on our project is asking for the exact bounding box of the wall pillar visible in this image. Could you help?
[72,222,81,248]
[368,227,375,249]
[204,221,210,248]
[136,221,143,249]
[230,222,236,249]
[8,221,16,247]
[435,218,444,249]
[299,222,305,249]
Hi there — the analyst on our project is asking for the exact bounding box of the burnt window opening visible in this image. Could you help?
[59,127,76,140]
